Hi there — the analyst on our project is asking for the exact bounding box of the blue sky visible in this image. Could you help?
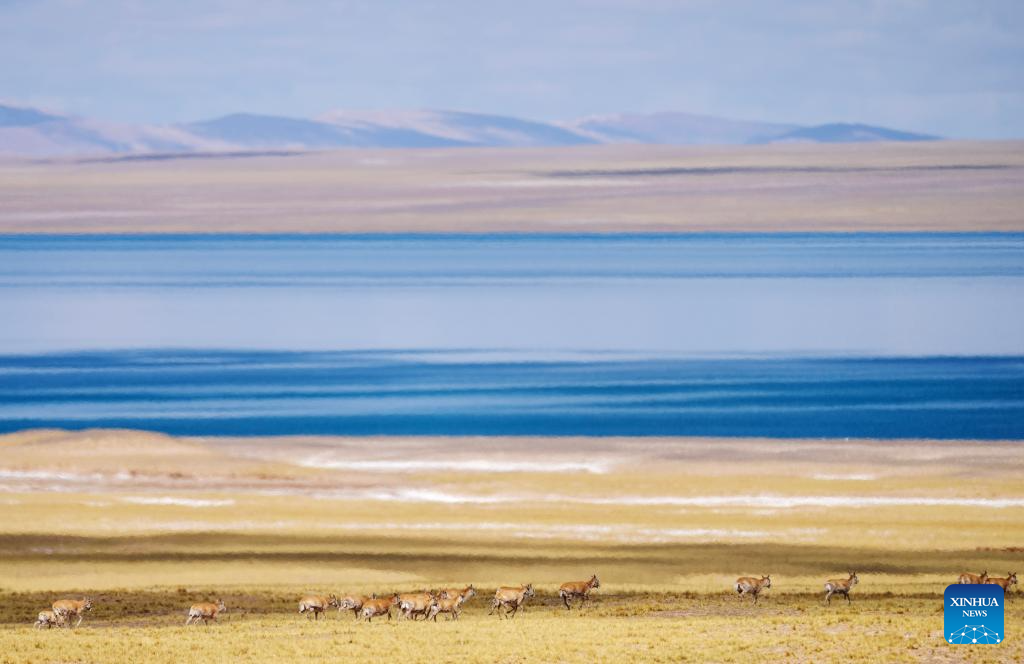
[2,0,1022,138]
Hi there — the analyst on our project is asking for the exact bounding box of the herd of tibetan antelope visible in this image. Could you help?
[31,570,1017,629]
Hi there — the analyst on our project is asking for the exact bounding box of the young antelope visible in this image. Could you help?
[427,593,467,621]
[397,591,436,620]
[558,574,600,610]
[439,585,476,603]
[34,610,62,629]
[958,570,989,585]
[337,594,374,620]
[489,584,535,619]
[823,572,859,606]
[360,594,400,622]
[985,572,1018,592]
[734,575,772,605]
[185,599,227,626]
[51,597,92,628]
[298,594,339,620]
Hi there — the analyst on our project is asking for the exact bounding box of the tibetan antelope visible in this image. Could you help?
[958,570,989,584]
[397,591,436,620]
[298,594,339,620]
[34,610,63,629]
[52,597,92,628]
[337,593,375,619]
[489,584,535,619]
[427,592,469,622]
[985,572,1018,592]
[185,599,227,626]
[360,594,400,622]
[430,586,476,621]
[734,575,772,605]
[823,572,859,605]
[559,574,600,610]
[439,585,476,603]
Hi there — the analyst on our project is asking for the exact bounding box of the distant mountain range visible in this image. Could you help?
[0,103,939,157]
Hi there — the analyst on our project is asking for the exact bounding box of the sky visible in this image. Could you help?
[2,0,1023,138]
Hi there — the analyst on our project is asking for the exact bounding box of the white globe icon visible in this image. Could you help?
[947,625,1001,645]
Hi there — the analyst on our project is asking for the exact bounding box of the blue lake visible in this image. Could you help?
[1,234,1022,438]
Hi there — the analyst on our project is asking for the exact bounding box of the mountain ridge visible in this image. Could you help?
[0,103,940,157]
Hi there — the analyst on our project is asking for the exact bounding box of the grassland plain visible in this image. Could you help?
[1,141,1023,233]
[0,430,1022,662]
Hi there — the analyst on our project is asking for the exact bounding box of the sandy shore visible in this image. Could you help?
[1,429,1021,552]
[3,428,1024,493]
[2,141,1023,233]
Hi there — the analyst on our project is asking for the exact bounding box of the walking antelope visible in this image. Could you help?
[734,575,772,605]
[397,591,436,620]
[439,585,476,603]
[185,599,227,626]
[489,584,535,619]
[52,597,92,628]
[429,586,476,621]
[559,574,600,610]
[427,593,469,622]
[360,594,400,622]
[985,572,1018,592]
[298,594,339,620]
[34,610,62,629]
[337,594,374,619]
[823,572,859,605]
[958,570,989,585]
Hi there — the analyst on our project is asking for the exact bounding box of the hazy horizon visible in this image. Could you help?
[4,234,1023,356]
[2,1,1023,139]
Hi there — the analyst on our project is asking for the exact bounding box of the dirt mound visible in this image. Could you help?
[0,429,228,476]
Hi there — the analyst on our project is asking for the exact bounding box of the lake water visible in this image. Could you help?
[1,234,1022,438]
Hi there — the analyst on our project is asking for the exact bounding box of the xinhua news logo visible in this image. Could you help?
[944,584,1004,645]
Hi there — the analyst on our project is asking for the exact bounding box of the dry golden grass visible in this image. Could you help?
[0,430,1021,662]
[1,593,1021,664]
[3,590,1022,663]
[1,141,1023,233]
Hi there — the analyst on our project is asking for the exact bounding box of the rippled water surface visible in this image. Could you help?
[1,234,1022,437]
